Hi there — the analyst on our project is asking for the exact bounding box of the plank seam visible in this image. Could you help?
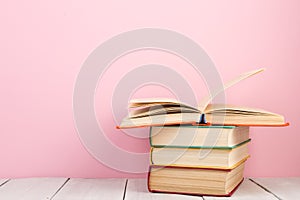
[249,178,282,200]
[0,179,10,187]
[50,178,70,200]
[122,179,128,200]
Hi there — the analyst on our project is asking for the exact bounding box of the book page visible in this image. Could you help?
[129,98,198,111]
[204,104,278,116]
[130,105,199,118]
[198,68,265,112]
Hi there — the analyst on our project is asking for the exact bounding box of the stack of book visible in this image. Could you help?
[117,69,288,197]
[147,125,250,196]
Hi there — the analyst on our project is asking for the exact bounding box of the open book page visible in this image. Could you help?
[119,112,201,128]
[129,98,198,111]
[197,68,265,111]
[129,104,199,118]
[204,104,280,116]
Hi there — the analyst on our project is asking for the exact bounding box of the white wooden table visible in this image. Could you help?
[0,178,299,199]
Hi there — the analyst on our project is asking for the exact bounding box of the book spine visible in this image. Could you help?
[149,126,153,146]
[147,165,151,192]
[150,148,154,164]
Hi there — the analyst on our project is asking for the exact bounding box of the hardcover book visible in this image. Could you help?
[150,125,249,148]
[150,140,250,169]
[148,161,246,196]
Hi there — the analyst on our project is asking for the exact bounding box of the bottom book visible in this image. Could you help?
[148,161,245,197]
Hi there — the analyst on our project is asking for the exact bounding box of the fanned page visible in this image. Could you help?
[197,68,265,111]
[203,104,286,126]
[129,105,199,118]
[129,98,198,110]
[204,104,277,115]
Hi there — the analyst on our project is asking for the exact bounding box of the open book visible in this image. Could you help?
[118,69,288,128]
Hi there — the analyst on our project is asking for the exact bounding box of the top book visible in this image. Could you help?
[118,69,288,128]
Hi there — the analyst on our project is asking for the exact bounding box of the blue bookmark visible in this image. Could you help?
[199,114,207,124]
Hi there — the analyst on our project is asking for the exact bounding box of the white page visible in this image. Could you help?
[198,68,265,112]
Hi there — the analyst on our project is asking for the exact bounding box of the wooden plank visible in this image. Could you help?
[252,177,300,199]
[0,178,68,200]
[125,178,203,200]
[52,178,126,200]
[204,179,277,200]
[0,179,9,186]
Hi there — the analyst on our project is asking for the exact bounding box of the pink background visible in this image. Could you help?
[1,0,299,178]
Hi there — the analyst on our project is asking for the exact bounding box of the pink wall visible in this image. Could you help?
[1,0,299,178]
